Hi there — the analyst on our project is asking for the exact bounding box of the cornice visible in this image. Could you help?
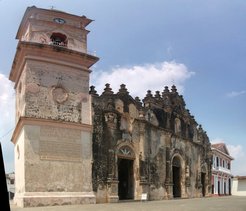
[9,41,99,85]
[11,117,92,144]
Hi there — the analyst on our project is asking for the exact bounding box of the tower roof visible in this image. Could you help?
[16,6,93,40]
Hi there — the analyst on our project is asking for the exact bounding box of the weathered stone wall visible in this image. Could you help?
[24,124,90,191]
[91,84,212,202]
[13,123,95,207]
[19,60,90,123]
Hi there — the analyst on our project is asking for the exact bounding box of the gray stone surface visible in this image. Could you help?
[11,196,246,211]
[91,84,212,202]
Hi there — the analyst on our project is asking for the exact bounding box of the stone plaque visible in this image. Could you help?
[40,126,82,162]
[52,87,68,103]
[81,131,91,158]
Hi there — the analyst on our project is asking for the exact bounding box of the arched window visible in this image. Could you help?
[50,33,67,46]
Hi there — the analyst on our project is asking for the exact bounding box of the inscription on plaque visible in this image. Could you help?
[40,126,82,162]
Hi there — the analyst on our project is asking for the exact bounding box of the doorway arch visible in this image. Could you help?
[172,156,182,198]
[201,164,207,197]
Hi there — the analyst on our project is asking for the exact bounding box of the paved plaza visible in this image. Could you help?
[11,196,246,211]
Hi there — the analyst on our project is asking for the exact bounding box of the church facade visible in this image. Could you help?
[9,6,212,207]
[90,84,212,202]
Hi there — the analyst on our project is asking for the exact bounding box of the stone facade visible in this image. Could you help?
[10,6,212,207]
[90,84,212,202]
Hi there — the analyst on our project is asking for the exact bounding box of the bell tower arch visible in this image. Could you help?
[9,6,99,207]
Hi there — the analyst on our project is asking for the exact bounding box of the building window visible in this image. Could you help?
[50,33,67,47]
[228,162,230,170]
[216,157,219,167]
[222,160,225,168]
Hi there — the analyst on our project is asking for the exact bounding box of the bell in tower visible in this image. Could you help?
[9,6,99,207]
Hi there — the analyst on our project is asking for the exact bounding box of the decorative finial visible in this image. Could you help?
[171,85,177,93]
[146,90,153,98]
[118,84,129,95]
[89,85,98,96]
[135,96,142,108]
[155,91,162,100]
[162,86,170,97]
[102,83,114,95]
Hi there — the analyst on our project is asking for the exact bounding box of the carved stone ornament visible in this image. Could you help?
[26,83,40,94]
[52,87,68,103]
[104,112,117,129]
[118,145,135,159]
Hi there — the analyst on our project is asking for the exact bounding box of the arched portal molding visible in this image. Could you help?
[201,163,208,173]
[171,148,185,161]
[171,152,185,169]
[170,151,186,198]
[117,144,135,160]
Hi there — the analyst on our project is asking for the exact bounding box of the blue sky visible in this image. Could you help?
[0,0,245,175]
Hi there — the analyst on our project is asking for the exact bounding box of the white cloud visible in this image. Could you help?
[91,60,195,98]
[226,90,246,98]
[0,73,15,173]
[227,144,245,160]
[228,144,246,176]
[0,73,15,123]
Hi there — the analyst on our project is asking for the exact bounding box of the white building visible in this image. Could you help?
[211,143,233,195]
[232,176,246,196]
[6,172,15,200]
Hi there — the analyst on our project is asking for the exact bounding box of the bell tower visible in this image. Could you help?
[9,6,99,207]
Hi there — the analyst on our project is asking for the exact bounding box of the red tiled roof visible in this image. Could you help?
[212,143,230,156]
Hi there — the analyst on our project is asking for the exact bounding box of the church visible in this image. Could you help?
[9,6,212,207]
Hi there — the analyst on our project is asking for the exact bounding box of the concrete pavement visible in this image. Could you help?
[11,196,246,211]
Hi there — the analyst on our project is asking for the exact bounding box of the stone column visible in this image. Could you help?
[107,179,119,203]
[164,147,173,199]
[106,149,119,202]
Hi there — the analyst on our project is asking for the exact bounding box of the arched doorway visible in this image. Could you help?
[201,164,207,197]
[172,156,181,198]
[117,145,135,200]
[118,159,134,199]
[201,172,206,197]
